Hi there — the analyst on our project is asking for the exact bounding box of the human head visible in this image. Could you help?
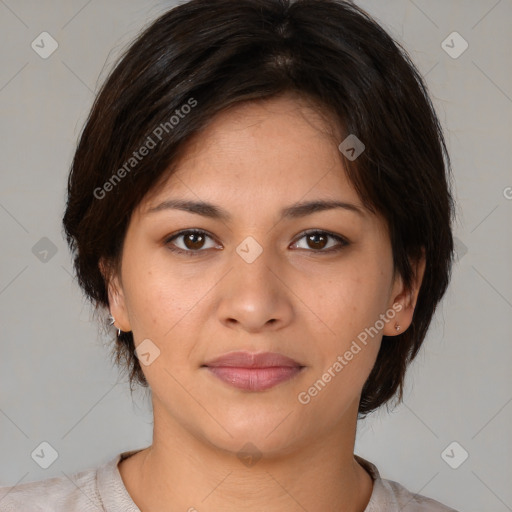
[62,0,455,418]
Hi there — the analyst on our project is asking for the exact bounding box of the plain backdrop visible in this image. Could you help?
[1,1,511,511]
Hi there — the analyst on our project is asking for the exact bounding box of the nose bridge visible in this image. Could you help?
[231,235,278,298]
[216,235,293,330]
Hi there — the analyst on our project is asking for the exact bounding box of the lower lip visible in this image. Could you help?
[205,366,304,391]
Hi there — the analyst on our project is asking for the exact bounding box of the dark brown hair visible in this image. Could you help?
[62,0,456,417]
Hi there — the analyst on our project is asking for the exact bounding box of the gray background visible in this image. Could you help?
[0,1,511,510]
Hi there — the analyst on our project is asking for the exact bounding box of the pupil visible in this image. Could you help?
[186,233,203,249]
[309,233,326,249]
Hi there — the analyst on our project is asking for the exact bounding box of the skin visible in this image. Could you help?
[102,92,425,512]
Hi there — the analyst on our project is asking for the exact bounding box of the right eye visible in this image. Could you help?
[164,229,221,256]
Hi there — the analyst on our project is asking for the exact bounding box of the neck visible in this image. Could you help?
[118,398,373,512]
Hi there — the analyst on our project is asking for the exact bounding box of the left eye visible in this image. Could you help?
[165,229,349,256]
[291,230,349,253]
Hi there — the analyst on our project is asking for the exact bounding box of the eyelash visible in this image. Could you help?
[164,229,350,257]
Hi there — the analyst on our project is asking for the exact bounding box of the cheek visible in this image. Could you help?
[122,250,220,343]
[122,257,185,336]
[302,260,390,362]
[314,266,383,328]
[302,272,385,406]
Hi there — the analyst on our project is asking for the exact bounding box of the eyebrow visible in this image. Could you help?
[146,198,367,221]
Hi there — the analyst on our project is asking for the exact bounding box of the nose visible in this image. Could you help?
[216,246,294,333]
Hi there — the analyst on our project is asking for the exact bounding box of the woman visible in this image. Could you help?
[0,0,458,510]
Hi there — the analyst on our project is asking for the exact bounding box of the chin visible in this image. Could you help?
[202,413,304,458]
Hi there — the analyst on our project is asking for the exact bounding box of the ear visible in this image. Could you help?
[99,257,132,333]
[383,248,426,337]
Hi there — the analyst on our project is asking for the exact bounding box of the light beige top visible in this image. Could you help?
[0,449,459,511]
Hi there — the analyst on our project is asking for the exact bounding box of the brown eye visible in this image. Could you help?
[165,229,218,256]
[165,229,349,257]
[306,232,328,250]
[292,230,349,253]
[183,232,206,250]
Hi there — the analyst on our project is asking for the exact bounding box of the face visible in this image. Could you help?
[106,94,419,457]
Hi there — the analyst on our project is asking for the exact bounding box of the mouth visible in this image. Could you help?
[202,351,305,391]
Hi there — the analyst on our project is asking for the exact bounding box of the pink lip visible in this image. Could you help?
[202,351,304,391]
[204,351,302,368]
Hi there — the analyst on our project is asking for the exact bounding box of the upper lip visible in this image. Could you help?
[203,351,303,368]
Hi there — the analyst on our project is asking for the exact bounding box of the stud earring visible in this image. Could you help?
[394,322,401,332]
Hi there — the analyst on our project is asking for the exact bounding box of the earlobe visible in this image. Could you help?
[99,258,132,333]
[384,250,426,337]
[108,278,132,333]
[383,299,408,337]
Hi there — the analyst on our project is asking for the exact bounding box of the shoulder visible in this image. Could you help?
[355,455,460,512]
[0,469,98,511]
[378,477,459,511]
[0,458,109,512]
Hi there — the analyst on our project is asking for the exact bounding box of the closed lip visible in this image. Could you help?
[202,351,303,368]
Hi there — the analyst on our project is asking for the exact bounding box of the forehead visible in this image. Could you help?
[141,94,365,214]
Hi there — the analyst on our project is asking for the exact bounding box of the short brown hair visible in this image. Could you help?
[62,0,456,417]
